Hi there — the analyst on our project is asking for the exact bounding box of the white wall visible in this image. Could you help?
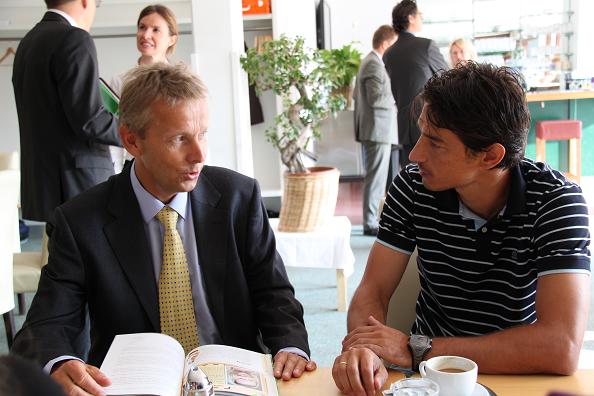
[324,0,395,55]
[190,0,253,175]
[572,0,594,78]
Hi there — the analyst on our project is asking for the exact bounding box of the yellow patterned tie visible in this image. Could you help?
[156,206,199,354]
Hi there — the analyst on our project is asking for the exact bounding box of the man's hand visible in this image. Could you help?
[273,351,317,381]
[332,347,388,396]
[51,360,111,396]
[343,315,411,367]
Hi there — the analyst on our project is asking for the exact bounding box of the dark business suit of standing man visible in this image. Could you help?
[12,164,309,367]
[383,31,447,168]
[12,11,120,222]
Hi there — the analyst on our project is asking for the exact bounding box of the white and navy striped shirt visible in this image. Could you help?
[378,158,591,337]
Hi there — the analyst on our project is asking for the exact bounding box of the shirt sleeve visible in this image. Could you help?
[533,183,591,276]
[377,167,418,254]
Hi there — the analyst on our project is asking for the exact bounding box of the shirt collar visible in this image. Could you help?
[371,50,384,63]
[130,161,188,223]
[47,9,78,28]
[432,163,526,216]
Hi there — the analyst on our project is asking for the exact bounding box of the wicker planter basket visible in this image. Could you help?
[278,166,340,232]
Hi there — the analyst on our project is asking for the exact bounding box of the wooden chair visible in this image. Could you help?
[0,151,49,317]
[535,120,582,184]
[13,232,49,315]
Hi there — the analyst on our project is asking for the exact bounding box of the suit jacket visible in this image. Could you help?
[354,52,397,144]
[12,12,120,222]
[12,165,309,367]
[383,31,448,146]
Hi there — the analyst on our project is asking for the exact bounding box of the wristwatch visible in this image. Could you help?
[408,334,432,371]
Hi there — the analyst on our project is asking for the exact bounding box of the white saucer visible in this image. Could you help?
[472,383,491,396]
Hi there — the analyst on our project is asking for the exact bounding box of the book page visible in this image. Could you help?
[185,345,278,396]
[100,333,185,396]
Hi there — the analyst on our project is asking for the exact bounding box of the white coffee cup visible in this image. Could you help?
[419,356,478,396]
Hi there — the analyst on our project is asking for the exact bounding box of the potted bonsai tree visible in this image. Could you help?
[241,35,360,231]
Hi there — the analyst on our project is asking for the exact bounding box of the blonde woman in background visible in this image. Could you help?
[449,38,477,67]
[110,4,179,172]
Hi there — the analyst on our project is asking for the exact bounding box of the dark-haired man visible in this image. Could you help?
[13,0,120,223]
[355,25,398,236]
[333,62,590,395]
[384,0,447,169]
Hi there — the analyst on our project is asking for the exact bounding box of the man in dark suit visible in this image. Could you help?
[383,0,448,169]
[354,25,398,236]
[12,0,120,223]
[12,63,315,395]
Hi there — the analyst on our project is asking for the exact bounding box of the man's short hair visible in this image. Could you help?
[421,62,530,169]
[45,0,76,7]
[119,63,208,137]
[372,25,396,50]
[392,0,418,33]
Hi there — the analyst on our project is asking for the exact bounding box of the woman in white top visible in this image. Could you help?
[110,4,179,172]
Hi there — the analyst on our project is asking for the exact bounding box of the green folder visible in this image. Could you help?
[99,77,119,114]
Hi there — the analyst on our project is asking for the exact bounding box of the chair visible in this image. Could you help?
[535,120,582,184]
[0,151,20,253]
[0,151,49,317]
[0,151,19,172]
[13,232,49,315]
[386,249,420,333]
[0,169,20,348]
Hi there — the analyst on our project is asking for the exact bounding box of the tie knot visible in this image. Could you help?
[156,206,179,230]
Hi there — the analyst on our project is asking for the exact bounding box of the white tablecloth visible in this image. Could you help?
[269,216,355,278]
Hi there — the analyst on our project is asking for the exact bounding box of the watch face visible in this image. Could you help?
[410,335,430,349]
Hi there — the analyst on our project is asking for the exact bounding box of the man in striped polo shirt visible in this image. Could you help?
[333,62,591,395]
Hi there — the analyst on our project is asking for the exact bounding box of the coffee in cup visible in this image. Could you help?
[419,356,478,396]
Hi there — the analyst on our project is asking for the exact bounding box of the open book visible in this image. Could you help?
[100,333,279,396]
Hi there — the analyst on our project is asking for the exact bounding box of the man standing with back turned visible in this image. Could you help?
[384,0,447,169]
[13,0,120,222]
[355,25,398,236]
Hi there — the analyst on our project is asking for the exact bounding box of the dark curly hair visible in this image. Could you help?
[392,0,418,33]
[421,62,530,169]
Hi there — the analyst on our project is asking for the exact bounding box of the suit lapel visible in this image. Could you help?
[104,168,160,331]
[190,168,229,333]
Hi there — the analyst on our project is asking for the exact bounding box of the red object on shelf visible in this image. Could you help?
[242,0,271,15]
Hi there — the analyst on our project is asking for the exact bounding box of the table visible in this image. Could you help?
[277,367,594,395]
[269,216,355,311]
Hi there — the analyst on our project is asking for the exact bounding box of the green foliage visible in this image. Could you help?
[319,43,362,89]
[240,35,355,173]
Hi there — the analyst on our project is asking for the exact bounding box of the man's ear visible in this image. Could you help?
[120,124,142,157]
[482,143,506,170]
